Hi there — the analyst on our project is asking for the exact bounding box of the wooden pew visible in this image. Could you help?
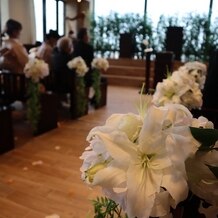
[0,70,27,106]
[0,71,58,136]
[0,106,14,154]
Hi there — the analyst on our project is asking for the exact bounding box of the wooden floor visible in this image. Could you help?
[0,86,142,218]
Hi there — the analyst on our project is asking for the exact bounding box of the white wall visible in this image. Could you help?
[65,0,90,36]
[1,0,35,44]
[1,0,9,32]
[65,1,78,36]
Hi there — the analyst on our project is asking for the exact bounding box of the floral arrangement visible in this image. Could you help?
[91,57,109,107]
[142,39,153,53]
[24,58,49,132]
[91,57,109,72]
[176,61,207,90]
[24,58,49,82]
[152,61,207,110]
[80,93,218,218]
[67,56,89,77]
[67,56,89,118]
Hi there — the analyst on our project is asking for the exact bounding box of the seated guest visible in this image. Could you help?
[0,19,28,73]
[36,30,60,69]
[68,30,77,48]
[51,36,75,93]
[73,27,94,87]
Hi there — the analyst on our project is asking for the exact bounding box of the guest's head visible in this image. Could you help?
[45,29,60,47]
[57,36,73,54]
[5,19,22,38]
[77,27,89,43]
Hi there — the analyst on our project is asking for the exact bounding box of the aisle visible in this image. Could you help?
[0,86,141,218]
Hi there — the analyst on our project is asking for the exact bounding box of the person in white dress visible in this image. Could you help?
[0,19,28,73]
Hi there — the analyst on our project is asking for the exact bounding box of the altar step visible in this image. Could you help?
[102,58,153,88]
[105,75,145,87]
[102,58,183,88]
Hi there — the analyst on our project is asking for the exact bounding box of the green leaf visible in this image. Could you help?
[206,164,218,179]
[190,127,218,149]
[91,196,128,218]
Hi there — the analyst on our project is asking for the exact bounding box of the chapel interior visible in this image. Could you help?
[0,0,218,217]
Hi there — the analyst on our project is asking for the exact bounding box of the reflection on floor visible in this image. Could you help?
[0,86,145,218]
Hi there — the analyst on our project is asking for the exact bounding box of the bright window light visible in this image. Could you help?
[94,0,145,16]
[147,0,211,27]
[46,0,57,33]
[33,0,43,42]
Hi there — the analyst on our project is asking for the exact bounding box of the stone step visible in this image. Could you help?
[108,58,145,67]
[105,74,145,87]
[105,66,146,77]
[103,59,183,88]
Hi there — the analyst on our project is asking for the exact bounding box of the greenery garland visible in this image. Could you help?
[92,197,127,218]
[72,76,87,118]
[92,69,101,107]
[26,79,41,133]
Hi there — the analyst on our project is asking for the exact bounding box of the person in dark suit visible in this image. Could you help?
[51,36,75,94]
[73,27,94,87]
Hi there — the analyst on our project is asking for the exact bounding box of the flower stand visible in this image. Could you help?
[70,77,89,119]
[0,106,14,154]
[171,192,210,218]
[34,93,58,136]
[94,76,108,109]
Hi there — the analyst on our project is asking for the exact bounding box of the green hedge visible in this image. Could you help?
[91,12,218,61]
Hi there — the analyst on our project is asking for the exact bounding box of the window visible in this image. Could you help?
[211,0,218,21]
[58,1,64,36]
[94,0,145,17]
[46,0,57,33]
[34,0,43,42]
[34,0,65,42]
[147,0,211,27]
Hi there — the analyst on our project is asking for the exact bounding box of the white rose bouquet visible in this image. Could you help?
[178,61,207,90]
[24,58,49,133]
[91,57,109,71]
[80,100,218,218]
[142,39,153,53]
[90,57,109,107]
[67,56,89,118]
[152,61,206,110]
[24,58,49,83]
[67,56,89,77]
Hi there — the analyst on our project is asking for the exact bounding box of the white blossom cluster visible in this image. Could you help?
[152,61,207,110]
[24,58,49,82]
[80,103,217,218]
[67,56,89,77]
[91,57,109,71]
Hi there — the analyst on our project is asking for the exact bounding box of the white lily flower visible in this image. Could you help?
[81,104,200,218]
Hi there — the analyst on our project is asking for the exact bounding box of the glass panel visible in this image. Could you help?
[95,0,144,16]
[58,1,64,36]
[211,0,218,21]
[33,0,43,42]
[46,0,57,33]
[147,0,210,27]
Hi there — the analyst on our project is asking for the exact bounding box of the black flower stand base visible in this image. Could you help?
[0,106,14,154]
[93,77,108,109]
[34,93,58,136]
[171,193,207,218]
